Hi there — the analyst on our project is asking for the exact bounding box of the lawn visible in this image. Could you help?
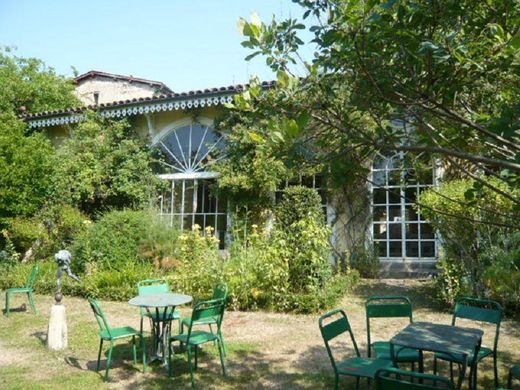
[1,279,519,389]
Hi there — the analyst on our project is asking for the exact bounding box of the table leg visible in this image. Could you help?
[469,337,482,390]
[457,356,468,390]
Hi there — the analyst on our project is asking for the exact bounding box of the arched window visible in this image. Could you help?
[371,153,437,261]
[153,118,227,247]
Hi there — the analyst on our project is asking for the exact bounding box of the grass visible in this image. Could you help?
[0,279,519,389]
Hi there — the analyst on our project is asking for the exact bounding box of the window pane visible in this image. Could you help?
[406,223,419,239]
[389,242,402,257]
[421,223,435,239]
[389,206,401,221]
[388,190,400,204]
[373,188,386,204]
[373,206,387,222]
[421,241,435,257]
[405,206,419,221]
[388,170,401,186]
[388,223,402,239]
[404,187,416,204]
[375,241,387,257]
[373,223,387,240]
[372,170,385,186]
[406,241,419,257]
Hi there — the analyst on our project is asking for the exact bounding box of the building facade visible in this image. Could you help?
[23,72,437,275]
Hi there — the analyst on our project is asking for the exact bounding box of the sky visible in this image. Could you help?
[0,0,315,92]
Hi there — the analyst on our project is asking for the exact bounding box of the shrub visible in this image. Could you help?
[274,186,333,294]
[82,261,156,301]
[168,225,225,301]
[481,232,520,312]
[349,245,380,278]
[420,177,520,307]
[73,209,153,271]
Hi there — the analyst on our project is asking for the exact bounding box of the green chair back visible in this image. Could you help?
[212,282,228,301]
[137,279,169,295]
[185,298,225,340]
[375,368,454,389]
[452,297,502,352]
[366,296,412,357]
[319,309,361,374]
[26,265,40,289]
[88,298,112,338]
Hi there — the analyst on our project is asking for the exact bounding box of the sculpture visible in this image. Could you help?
[54,249,80,304]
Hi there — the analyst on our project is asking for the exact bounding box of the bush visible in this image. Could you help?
[168,225,225,301]
[349,245,380,278]
[274,186,333,294]
[73,209,153,271]
[420,177,520,308]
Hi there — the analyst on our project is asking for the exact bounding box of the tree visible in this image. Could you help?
[0,49,79,223]
[229,0,520,223]
[53,113,159,216]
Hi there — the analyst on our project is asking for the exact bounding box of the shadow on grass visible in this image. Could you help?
[352,279,445,311]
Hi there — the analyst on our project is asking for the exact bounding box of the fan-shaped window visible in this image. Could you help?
[156,121,225,175]
[153,119,227,247]
[371,152,437,261]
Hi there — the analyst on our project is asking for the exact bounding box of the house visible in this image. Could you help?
[22,71,438,276]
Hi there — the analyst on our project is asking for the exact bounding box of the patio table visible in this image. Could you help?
[390,321,483,390]
[129,292,192,366]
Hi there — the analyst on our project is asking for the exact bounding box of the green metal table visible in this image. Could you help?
[390,321,483,390]
[129,293,192,366]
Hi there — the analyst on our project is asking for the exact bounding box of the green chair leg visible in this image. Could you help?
[493,353,499,388]
[217,338,226,377]
[508,370,513,389]
[132,336,137,366]
[187,346,195,388]
[5,291,10,317]
[219,331,227,357]
[334,373,339,390]
[28,292,37,314]
[96,338,104,372]
[105,343,114,381]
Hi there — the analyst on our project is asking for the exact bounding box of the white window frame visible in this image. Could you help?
[370,152,438,262]
[152,117,228,245]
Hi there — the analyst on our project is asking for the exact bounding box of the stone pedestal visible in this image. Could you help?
[47,304,68,350]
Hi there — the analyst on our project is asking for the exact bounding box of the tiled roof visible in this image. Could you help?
[21,81,276,128]
[75,70,173,93]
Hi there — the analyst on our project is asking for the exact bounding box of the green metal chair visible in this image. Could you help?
[433,297,503,389]
[168,298,226,388]
[137,279,181,333]
[5,264,39,317]
[319,309,393,390]
[88,298,146,381]
[366,296,422,369]
[375,368,454,389]
[181,282,228,355]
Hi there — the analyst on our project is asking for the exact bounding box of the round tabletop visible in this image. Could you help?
[128,293,192,308]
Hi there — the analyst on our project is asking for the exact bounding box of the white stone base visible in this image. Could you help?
[47,304,68,350]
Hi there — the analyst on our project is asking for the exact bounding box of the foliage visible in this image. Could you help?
[73,209,153,271]
[274,186,332,293]
[420,177,520,305]
[53,113,159,216]
[2,205,88,263]
[232,0,520,214]
[349,245,380,279]
[0,113,59,222]
[168,225,225,301]
[0,49,79,224]
[0,47,78,115]
[481,232,520,311]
